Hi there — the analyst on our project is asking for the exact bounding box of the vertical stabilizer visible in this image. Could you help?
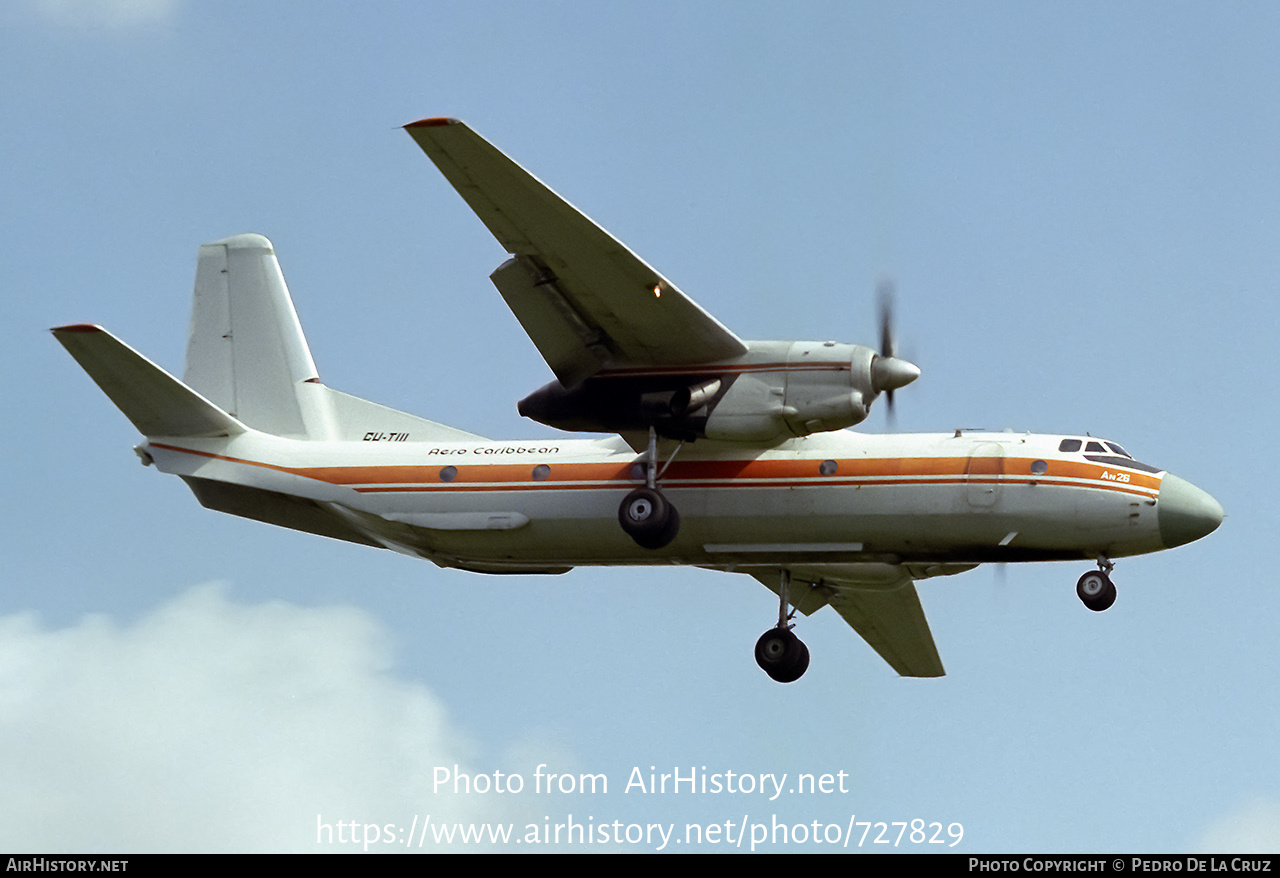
[179,233,485,443]
[184,234,319,438]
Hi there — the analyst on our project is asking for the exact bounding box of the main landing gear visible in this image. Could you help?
[755,570,810,683]
[618,486,680,549]
[1076,556,1117,612]
[618,428,680,549]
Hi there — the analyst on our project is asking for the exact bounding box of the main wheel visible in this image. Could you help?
[618,487,679,549]
[1076,570,1117,612]
[754,628,810,683]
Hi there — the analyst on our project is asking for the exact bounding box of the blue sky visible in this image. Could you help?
[3,0,1278,853]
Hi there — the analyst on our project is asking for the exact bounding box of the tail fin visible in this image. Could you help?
[52,325,246,438]
[58,234,482,442]
[183,234,483,442]
[184,234,319,437]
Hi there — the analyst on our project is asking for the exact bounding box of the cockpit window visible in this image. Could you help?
[1083,454,1163,474]
[1058,437,1158,473]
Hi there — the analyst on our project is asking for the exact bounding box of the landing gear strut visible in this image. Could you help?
[1076,556,1117,612]
[755,570,810,683]
[618,427,680,549]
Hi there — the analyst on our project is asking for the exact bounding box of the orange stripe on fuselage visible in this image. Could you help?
[149,443,1161,500]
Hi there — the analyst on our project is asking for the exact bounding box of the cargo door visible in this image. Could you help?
[965,442,1004,508]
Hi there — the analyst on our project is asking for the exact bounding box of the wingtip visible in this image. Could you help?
[404,117,459,130]
[51,323,103,334]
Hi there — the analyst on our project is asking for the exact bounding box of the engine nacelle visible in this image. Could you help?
[517,340,917,443]
[703,342,876,441]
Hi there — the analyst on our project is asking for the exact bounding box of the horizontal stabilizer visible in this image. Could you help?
[182,477,378,547]
[53,325,245,438]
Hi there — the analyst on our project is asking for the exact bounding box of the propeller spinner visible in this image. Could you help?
[870,278,920,418]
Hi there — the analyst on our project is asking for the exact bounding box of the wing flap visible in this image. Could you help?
[490,256,612,386]
[404,118,747,382]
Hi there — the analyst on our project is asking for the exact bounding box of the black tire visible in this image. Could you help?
[754,628,810,683]
[643,503,680,550]
[1076,571,1117,612]
[618,487,679,549]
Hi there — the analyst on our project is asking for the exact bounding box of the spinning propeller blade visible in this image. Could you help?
[870,277,919,425]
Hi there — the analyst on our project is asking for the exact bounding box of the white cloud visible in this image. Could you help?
[1194,797,1280,855]
[29,0,179,30]
[0,584,545,852]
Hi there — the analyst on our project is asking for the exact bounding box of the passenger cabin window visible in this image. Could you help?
[1058,439,1082,452]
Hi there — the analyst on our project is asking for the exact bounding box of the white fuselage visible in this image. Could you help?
[143,428,1170,574]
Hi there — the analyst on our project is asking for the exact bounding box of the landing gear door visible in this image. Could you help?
[965,442,1004,508]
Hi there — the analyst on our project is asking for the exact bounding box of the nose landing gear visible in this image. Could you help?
[1077,556,1117,612]
[755,627,810,683]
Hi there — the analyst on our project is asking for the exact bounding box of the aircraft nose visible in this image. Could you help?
[1158,473,1224,548]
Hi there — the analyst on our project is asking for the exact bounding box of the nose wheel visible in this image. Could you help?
[755,627,810,683]
[1076,557,1117,612]
[755,570,810,683]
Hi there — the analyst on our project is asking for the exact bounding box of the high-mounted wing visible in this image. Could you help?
[404,118,748,387]
[752,564,947,677]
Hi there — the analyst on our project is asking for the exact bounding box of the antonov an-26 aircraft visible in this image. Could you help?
[55,117,1223,683]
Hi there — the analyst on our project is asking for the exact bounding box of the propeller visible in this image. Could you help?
[870,277,920,423]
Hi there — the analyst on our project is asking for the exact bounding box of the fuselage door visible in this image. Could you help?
[965,442,1004,508]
